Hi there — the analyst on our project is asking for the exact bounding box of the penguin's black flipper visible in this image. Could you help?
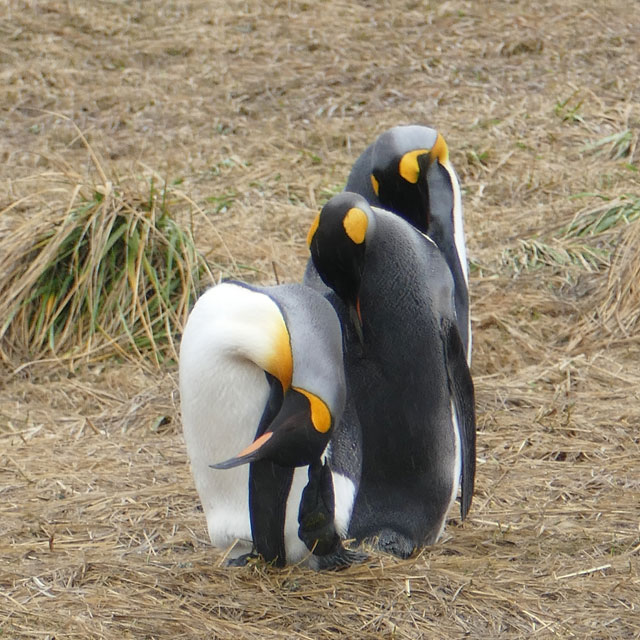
[427,161,470,359]
[248,374,292,567]
[249,459,293,567]
[298,459,340,556]
[442,319,476,520]
[298,460,368,570]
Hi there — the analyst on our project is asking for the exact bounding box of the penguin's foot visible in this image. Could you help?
[375,528,416,559]
[314,544,369,571]
[225,552,259,567]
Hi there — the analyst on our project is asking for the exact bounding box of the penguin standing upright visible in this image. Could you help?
[179,281,360,569]
[344,125,471,362]
[307,192,476,558]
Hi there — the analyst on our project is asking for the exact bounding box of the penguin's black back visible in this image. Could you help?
[346,211,458,546]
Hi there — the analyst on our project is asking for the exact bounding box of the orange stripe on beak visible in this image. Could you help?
[235,431,273,458]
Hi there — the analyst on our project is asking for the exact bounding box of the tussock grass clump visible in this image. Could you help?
[500,195,640,280]
[500,238,609,274]
[564,194,640,238]
[0,172,213,367]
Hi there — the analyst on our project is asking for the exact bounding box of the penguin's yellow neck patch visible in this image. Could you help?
[429,133,449,164]
[264,312,293,391]
[398,149,429,184]
[343,207,368,244]
[295,388,332,433]
[306,212,320,247]
[370,173,380,196]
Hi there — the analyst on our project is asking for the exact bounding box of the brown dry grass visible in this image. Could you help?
[1,0,639,638]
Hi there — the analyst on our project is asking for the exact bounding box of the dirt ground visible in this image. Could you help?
[1,0,639,638]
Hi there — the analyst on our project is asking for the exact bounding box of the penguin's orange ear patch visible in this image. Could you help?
[306,212,321,247]
[370,174,380,196]
[429,133,449,164]
[295,388,332,434]
[343,207,368,245]
[398,149,430,184]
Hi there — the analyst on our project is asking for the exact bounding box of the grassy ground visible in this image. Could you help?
[1,1,639,638]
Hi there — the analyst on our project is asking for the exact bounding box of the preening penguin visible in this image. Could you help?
[307,192,476,558]
[344,125,471,362]
[179,281,359,569]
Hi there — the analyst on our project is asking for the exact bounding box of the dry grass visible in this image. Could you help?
[0,148,215,367]
[1,0,639,638]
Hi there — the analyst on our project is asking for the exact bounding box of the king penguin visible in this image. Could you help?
[179,281,361,569]
[344,125,471,362]
[306,192,476,558]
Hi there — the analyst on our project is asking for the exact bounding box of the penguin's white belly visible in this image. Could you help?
[283,468,356,567]
[434,399,462,542]
[283,466,311,564]
[181,352,269,555]
[331,472,357,537]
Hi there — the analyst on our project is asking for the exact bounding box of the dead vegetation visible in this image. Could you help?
[1,0,639,638]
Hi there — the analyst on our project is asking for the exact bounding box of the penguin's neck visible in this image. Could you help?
[181,340,270,471]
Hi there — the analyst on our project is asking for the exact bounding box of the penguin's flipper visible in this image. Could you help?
[298,460,368,570]
[428,161,470,358]
[249,459,294,567]
[247,374,292,567]
[298,459,340,556]
[442,319,476,520]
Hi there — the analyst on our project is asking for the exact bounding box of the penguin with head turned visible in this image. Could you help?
[180,281,362,569]
[307,192,476,558]
[344,125,471,362]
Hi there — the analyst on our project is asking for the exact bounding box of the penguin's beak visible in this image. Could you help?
[210,388,332,470]
[209,431,274,469]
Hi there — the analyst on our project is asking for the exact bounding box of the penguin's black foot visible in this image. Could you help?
[225,552,259,567]
[376,528,416,559]
[314,545,369,571]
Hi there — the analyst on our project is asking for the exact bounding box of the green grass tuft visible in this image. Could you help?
[581,130,634,160]
[564,194,640,237]
[0,177,213,368]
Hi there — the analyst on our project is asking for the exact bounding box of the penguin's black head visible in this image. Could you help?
[307,191,371,317]
[371,150,431,234]
[210,385,335,470]
[368,125,449,235]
